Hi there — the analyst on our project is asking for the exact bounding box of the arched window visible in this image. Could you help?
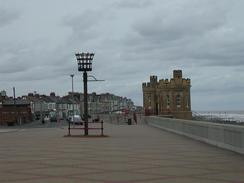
[176,94,181,108]
[186,97,189,108]
[166,95,170,109]
[148,95,151,105]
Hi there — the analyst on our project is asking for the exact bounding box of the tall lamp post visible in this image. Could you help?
[69,74,74,136]
[75,52,95,136]
[13,87,17,125]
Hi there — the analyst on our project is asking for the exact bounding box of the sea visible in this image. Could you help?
[193,111,244,123]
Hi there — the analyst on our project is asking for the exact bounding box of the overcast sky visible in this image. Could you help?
[0,0,244,111]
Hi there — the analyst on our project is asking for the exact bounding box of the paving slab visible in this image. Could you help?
[0,129,20,133]
[0,122,244,183]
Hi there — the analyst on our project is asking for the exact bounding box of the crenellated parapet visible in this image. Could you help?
[142,82,151,88]
[142,75,158,91]
[160,78,191,89]
[143,77,191,89]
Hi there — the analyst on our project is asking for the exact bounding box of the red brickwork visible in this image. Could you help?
[0,105,32,125]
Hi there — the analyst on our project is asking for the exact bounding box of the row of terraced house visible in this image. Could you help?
[0,90,134,125]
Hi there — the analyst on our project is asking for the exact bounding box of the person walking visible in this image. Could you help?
[133,112,137,124]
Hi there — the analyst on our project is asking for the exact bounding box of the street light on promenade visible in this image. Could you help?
[75,52,95,136]
[69,74,74,136]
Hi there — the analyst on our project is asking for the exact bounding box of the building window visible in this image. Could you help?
[148,96,151,106]
[166,95,170,109]
[176,94,181,108]
[186,97,188,108]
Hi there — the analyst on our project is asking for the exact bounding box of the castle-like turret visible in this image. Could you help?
[142,70,192,120]
[173,70,182,79]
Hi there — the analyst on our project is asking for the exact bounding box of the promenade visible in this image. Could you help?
[0,122,244,183]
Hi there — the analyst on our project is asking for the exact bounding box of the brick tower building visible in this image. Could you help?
[142,70,192,120]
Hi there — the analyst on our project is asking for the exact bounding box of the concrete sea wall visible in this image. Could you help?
[145,116,244,155]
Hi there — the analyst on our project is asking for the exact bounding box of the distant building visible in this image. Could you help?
[0,90,7,103]
[0,89,135,123]
[142,70,192,120]
[0,90,6,97]
[0,99,32,125]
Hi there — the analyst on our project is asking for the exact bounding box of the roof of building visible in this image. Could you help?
[2,99,30,106]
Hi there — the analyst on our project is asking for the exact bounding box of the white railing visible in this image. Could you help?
[145,116,244,155]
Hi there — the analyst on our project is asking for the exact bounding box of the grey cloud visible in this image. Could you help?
[0,42,74,80]
[132,2,227,43]
[192,82,244,95]
[119,1,244,68]
[1,0,244,110]
[0,65,69,82]
[0,47,49,75]
[191,43,244,67]
[113,0,153,9]
[0,48,30,74]
[0,62,28,74]
[0,9,20,28]
[190,66,244,95]
[62,9,108,44]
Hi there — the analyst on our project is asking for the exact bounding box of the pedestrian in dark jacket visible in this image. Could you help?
[133,112,137,124]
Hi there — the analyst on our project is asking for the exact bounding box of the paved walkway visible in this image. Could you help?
[0,122,244,183]
[0,129,20,133]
